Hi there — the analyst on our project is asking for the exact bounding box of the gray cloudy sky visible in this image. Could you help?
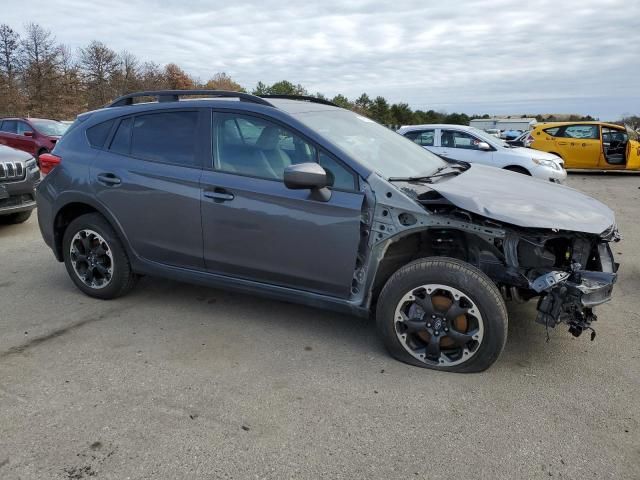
[3,0,639,119]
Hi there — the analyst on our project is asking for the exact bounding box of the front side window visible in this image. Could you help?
[213,112,357,190]
[404,130,435,147]
[560,125,599,140]
[16,122,32,135]
[130,111,199,166]
[440,130,483,150]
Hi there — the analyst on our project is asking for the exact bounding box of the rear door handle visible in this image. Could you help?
[204,188,234,202]
[558,141,568,146]
[97,172,121,186]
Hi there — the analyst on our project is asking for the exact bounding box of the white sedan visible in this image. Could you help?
[397,124,566,183]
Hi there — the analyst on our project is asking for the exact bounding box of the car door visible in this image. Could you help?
[200,110,364,298]
[555,124,601,168]
[15,120,37,155]
[91,109,206,269]
[437,129,493,165]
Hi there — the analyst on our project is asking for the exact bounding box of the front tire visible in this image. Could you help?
[376,257,508,373]
[62,213,137,299]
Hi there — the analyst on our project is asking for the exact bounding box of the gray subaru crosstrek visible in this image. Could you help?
[36,90,620,372]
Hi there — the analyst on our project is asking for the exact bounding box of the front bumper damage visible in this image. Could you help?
[531,243,618,339]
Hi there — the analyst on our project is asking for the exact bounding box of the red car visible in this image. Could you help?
[0,117,69,161]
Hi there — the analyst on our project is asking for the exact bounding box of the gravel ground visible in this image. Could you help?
[0,173,638,479]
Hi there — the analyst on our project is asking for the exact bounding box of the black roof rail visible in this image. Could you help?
[260,94,339,107]
[108,90,274,107]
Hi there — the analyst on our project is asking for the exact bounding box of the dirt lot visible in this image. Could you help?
[0,173,638,479]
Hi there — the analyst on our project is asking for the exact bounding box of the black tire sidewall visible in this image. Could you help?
[62,213,133,299]
[376,257,508,373]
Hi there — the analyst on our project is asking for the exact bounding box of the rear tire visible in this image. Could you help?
[1,210,32,224]
[376,257,508,373]
[62,213,137,299]
[503,166,531,175]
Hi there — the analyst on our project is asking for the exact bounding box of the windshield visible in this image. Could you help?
[469,127,510,148]
[292,110,445,178]
[30,119,68,136]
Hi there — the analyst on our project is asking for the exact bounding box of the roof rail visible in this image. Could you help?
[108,90,274,108]
[260,95,339,107]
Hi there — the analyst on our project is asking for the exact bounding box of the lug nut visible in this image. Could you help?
[431,315,436,319]
[444,327,449,332]
[434,331,439,336]
[427,323,432,328]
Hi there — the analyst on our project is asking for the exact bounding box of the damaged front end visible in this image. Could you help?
[506,229,620,339]
[359,173,621,342]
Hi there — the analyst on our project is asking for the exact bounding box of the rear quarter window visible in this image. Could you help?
[86,120,114,148]
[543,127,560,136]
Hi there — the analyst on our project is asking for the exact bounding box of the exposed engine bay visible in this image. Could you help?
[355,172,620,340]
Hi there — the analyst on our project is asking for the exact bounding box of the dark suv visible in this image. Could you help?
[0,144,39,223]
[36,90,620,372]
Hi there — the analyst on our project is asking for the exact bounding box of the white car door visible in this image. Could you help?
[438,129,494,165]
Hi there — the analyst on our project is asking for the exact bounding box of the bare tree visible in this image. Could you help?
[19,23,61,116]
[0,24,24,115]
[79,40,119,109]
[111,50,140,96]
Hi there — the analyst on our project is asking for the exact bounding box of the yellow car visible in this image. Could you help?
[530,122,640,170]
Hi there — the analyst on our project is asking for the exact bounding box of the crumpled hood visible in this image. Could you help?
[424,164,614,234]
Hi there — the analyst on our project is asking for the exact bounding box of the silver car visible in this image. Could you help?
[398,124,566,183]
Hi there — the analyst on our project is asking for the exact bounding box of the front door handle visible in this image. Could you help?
[204,188,235,202]
[97,172,121,186]
[558,141,568,146]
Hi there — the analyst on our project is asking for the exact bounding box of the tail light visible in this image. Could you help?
[39,153,61,175]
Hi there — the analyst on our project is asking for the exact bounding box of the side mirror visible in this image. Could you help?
[477,141,491,151]
[23,131,34,137]
[284,162,331,202]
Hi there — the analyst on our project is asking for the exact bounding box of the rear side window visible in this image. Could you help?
[560,125,599,140]
[130,111,198,166]
[109,118,132,154]
[1,120,17,133]
[404,130,435,147]
[86,120,114,148]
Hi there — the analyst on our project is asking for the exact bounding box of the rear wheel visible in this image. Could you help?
[376,257,508,372]
[503,165,531,175]
[62,213,137,299]
[1,210,32,224]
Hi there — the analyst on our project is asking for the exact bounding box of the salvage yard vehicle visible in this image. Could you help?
[397,124,566,182]
[530,121,640,170]
[0,117,68,162]
[0,144,40,224]
[36,90,620,372]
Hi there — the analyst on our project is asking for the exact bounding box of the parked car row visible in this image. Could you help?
[400,121,640,173]
[30,90,620,373]
[397,124,566,182]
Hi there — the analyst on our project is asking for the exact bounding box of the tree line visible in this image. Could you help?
[0,22,616,127]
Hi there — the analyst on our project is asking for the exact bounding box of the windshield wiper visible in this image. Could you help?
[388,164,466,183]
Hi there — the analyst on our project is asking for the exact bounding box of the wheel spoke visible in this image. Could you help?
[398,312,427,334]
[84,267,94,284]
[425,334,441,359]
[80,235,91,253]
[95,264,109,276]
[73,253,87,263]
[445,329,473,346]
[94,244,108,256]
[445,300,468,323]
[414,294,435,315]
